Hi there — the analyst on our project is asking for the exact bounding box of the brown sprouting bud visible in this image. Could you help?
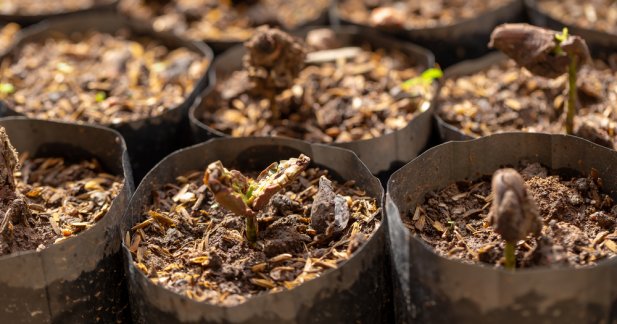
[204,161,255,218]
[243,26,306,93]
[489,23,590,79]
[489,168,542,243]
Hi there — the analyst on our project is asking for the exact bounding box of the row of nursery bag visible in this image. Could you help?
[4,1,616,65]
[2,118,617,323]
[5,1,611,183]
[0,0,524,62]
[0,11,447,183]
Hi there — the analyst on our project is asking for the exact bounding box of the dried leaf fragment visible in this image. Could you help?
[605,240,617,253]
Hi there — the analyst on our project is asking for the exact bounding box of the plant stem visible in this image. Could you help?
[268,91,280,120]
[504,241,516,270]
[246,213,258,243]
[566,57,577,135]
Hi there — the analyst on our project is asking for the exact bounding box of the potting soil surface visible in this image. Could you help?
[0,29,209,125]
[338,0,511,28]
[119,0,330,42]
[405,162,617,268]
[199,29,432,144]
[438,58,617,149]
[129,166,379,305]
[0,155,123,255]
[0,0,113,15]
[537,0,617,34]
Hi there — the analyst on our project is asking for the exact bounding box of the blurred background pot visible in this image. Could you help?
[332,0,524,67]
[0,12,213,182]
[189,26,435,179]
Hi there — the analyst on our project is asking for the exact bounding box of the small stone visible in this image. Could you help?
[310,176,350,236]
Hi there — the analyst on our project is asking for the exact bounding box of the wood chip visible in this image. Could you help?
[604,239,617,253]
[269,253,292,263]
[250,278,277,289]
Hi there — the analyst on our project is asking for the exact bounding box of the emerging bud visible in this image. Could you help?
[489,168,542,243]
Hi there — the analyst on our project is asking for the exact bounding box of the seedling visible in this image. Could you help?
[401,67,443,94]
[489,168,541,270]
[489,24,590,135]
[204,154,310,243]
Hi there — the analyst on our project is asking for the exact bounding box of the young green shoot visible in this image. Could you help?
[489,24,590,136]
[401,67,443,93]
[553,28,578,135]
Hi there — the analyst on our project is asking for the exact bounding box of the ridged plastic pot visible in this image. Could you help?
[0,117,134,323]
[122,137,389,323]
[0,0,117,26]
[331,0,524,67]
[387,133,617,323]
[189,25,435,177]
[434,51,506,142]
[205,5,331,54]
[0,12,213,182]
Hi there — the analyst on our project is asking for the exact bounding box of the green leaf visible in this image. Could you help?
[555,27,569,43]
[245,185,254,200]
[421,68,444,82]
[0,83,15,94]
[95,91,107,103]
[401,67,443,90]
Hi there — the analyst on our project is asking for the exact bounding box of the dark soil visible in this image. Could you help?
[199,28,432,144]
[537,0,617,34]
[128,166,379,305]
[338,0,511,29]
[119,0,330,42]
[0,154,123,255]
[438,58,617,148]
[0,29,209,125]
[404,162,617,268]
[0,0,113,15]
